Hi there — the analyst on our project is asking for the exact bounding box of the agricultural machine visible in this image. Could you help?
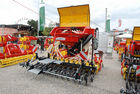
[18,36,38,54]
[0,35,37,68]
[114,33,132,60]
[114,38,119,53]
[120,27,140,94]
[118,41,126,60]
[20,5,103,85]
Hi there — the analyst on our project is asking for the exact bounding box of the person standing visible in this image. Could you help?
[41,37,44,51]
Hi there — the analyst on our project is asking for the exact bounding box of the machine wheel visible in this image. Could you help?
[84,73,88,85]
[125,66,136,94]
[79,75,84,84]
[126,68,131,90]
[121,54,124,62]
[90,74,94,82]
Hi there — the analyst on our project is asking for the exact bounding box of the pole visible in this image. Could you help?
[37,0,40,36]
[105,8,107,32]
[2,25,5,35]
[91,37,94,62]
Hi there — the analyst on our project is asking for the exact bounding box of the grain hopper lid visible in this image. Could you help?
[58,4,90,27]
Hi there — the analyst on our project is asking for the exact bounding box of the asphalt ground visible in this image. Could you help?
[0,51,125,94]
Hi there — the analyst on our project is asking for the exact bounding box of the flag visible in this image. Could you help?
[118,19,121,27]
[124,29,127,32]
[106,13,110,32]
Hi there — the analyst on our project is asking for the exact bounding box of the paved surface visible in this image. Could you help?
[0,32,125,94]
[0,51,125,94]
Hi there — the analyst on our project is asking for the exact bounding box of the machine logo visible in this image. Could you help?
[56,37,65,41]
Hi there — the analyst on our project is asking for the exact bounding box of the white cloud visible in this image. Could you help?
[0,0,38,24]
[0,0,140,31]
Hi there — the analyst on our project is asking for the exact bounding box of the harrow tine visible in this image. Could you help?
[23,58,98,85]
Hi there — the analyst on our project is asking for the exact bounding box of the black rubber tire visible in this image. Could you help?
[90,75,94,82]
[84,74,88,85]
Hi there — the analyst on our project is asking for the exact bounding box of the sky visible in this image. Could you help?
[0,0,140,32]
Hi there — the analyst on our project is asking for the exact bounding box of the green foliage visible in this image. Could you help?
[27,19,55,36]
[42,22,55,36]
[27,19,38,36]
[42,27,53,36]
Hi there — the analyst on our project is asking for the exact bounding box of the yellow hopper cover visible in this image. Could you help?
[133,27,140,40]
[58,4,90,27]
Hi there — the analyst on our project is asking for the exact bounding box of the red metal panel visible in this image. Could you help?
[50,27,95,47]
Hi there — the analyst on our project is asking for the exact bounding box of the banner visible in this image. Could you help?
[106,35,114,53]
[106,13,110,32]
[39,0,45,33]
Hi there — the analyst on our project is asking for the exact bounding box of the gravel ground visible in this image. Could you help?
[0,51,125,94]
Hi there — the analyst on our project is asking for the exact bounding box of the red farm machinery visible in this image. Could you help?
[120,27,140,94]
[0,35,37,68]
[20,5,103,85]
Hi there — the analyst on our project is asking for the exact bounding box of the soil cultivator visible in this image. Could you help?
[0,35,37,68]
[114,34,132,61]
[20,5,103,85]
[18,36,38,54]
[120,27,140,94]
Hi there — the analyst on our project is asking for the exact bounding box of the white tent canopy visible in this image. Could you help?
[116,33,132,39]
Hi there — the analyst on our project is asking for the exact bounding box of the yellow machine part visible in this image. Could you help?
[133,27,140,40]
[0,36,2,42]
[58,4,90,27]
[126,38,132,47]
[119,47,125,59]
[114,45,119,51]
[2,36,7,43]
[95,64,100,73]
[49,52,100,73]
[19,36,31,50]
[20,36,29,41]
[64,58,69,63]
[60,50,67,57]
[0,53,36,68]
[122,67,127,80]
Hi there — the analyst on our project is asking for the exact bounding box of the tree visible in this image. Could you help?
[27,19,38,36]
[42,27,53,36]
[42,21,55,36]
[27,20,57,36]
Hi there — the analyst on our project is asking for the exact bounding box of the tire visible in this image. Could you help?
[84,74,88,85]
[90,75,94,82]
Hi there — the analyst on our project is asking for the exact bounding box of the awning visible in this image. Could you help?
[116,33,132,39]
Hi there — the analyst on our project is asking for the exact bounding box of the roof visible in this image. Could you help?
[0,24,31,35]
[0,24,31,31]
